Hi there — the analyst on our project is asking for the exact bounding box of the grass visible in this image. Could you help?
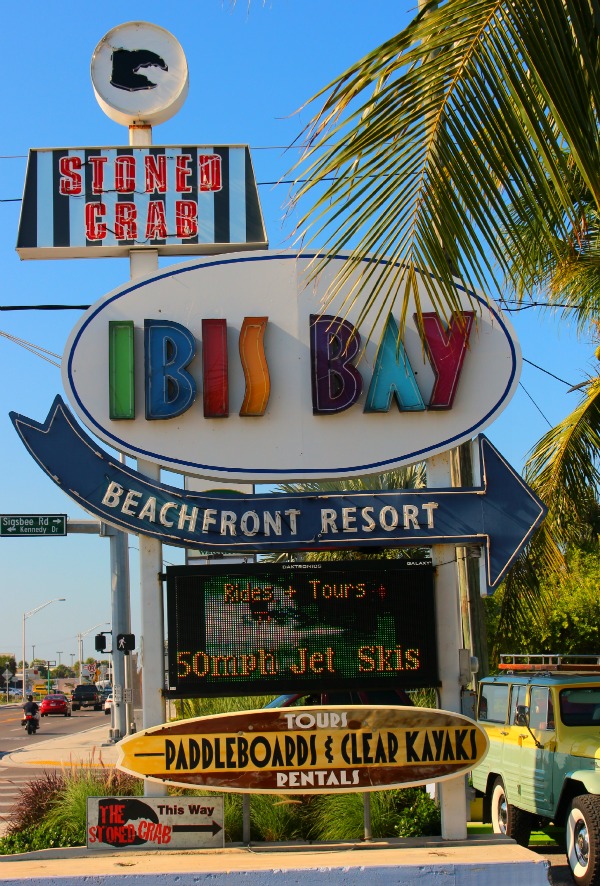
[0,767,143,855]
[467,822,563,845]
[176,695,274,720]
[309,789,440,841]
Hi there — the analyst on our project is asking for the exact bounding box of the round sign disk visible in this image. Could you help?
[91,21,189,126]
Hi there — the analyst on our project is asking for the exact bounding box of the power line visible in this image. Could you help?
[1,304,91,311]
[522,358,574,388]
[0,304,90,311]
[0,322,578,430]
[518,382,552,427]
[0,175,338,203]
[0,330,61,367]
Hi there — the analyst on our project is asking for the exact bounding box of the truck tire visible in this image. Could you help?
[490,777,533,846]
[566,795,600,886]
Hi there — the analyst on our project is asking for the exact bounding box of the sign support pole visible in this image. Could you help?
[428,451,468,840]
[128,123,166,795]
[102,523,131,739]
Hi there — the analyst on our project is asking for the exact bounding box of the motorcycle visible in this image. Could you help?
[22,712,39,735]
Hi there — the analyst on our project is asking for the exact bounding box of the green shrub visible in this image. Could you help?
[395,789,441,837]
[309,789,440,841]
[250,794,313,842]
[223,793,244,842]
[42,768,143,845]
[0,823,72,854]
[407,688,438,708]
[5,770,65,835]
[177,696,274,720]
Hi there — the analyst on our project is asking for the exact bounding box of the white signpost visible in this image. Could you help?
[3,669,12,703]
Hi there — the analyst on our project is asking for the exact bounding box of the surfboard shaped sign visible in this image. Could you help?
[63,251,521,482]
[117,705,489,794]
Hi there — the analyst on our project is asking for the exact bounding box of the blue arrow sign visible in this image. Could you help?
[10,396,547,590]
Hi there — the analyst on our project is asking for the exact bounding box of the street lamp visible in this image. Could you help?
[77,623,109,682]
[22,598,66,700]
[57,652,63,666]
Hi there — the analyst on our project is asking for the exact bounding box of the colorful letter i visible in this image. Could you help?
[109,320,135,419]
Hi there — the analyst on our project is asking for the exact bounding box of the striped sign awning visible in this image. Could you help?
[16,145,268,259]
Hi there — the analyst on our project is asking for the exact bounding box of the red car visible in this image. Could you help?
[40,693,72,717]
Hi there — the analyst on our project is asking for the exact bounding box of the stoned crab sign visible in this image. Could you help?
[86,796,223,851]
[117,705,489,794]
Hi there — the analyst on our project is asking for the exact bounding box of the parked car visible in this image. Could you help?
[471,654,600,886]
[71,684,102,711]
[104,693,113,716]
[40,693,72,717]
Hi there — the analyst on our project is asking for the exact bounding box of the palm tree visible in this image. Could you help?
[264,463,427,563]
[290,0,600,559]
[291,0,600,332]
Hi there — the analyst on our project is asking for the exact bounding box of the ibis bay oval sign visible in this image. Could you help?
[63,251,521,481]
[117,705,489,794]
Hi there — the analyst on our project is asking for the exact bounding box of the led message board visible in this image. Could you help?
[165,561,437,697]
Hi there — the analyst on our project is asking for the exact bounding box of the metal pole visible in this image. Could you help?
[78,634,83,682]
[21,614,25,702]
[22,599,66,700]
[242,795,251,844]
[128,123,166,796]
[428,452,468,839]
[363,794,372,842]
[104,523,131,739]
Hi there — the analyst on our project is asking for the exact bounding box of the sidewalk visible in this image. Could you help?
[0,724,551,886]
[2,721,118,769]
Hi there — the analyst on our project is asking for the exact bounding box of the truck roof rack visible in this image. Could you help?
[499,654,600,673]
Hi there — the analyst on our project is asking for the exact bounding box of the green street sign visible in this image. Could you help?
[0,514,67,537]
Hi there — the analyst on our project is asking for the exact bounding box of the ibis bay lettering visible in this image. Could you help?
[117,706,489,793]
[110,311,474,421]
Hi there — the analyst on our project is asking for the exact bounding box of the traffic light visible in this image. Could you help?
[116,633,135,652]
[94,634,107,652]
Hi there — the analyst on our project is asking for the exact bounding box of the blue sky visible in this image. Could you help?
[0,2,595,665]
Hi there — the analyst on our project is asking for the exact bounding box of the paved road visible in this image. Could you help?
[539,846,574,886]
[0,703,106,756]
[0,705,107,833]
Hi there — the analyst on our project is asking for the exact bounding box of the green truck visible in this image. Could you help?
[472,654,600,886]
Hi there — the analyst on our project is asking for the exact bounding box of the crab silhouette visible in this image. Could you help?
[110,48,168,92]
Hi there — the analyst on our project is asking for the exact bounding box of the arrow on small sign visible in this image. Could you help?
[172,821,223,836]
[10,396,547,590]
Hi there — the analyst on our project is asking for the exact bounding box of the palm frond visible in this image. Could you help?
[263,465,427,563]
[290,0,600,335]
[489,523,564,656]
[526,373,600,524]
